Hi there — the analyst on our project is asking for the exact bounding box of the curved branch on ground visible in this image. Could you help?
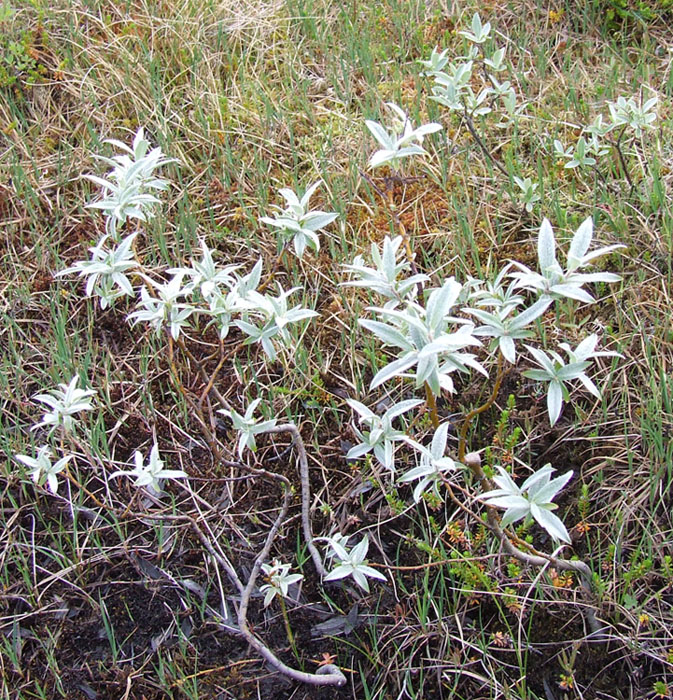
[234,443,345,687]
[263,423,326,578]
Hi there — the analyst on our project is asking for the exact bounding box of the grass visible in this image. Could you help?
[1,0,673,698]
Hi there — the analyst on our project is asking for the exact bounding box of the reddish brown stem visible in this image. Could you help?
[458,355,505,463]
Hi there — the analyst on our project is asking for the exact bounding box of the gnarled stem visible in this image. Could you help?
[235,424,343,686]
[262,424,326,578]
[162,339,343,686]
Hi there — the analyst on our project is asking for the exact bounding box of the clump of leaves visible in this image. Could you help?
[110,443,187,493]
[323,535,387,592]
[365,102,442,169]
[260,181,338,258]
[480,464,574,543]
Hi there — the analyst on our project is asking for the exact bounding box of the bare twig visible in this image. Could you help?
[358,168,421,278]
[234,448,345,687]
[462,111,510,179]
[261,423,326,577]
[160,338,341,685]
[190,520,244,594]
[612,124,634,191]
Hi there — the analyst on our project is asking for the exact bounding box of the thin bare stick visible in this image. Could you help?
[257,244,288,294]
[462,111,510,179]
[262,423,326,578]
[168,336,248,477]
[175,336,233,413]
[425,382,440,429]
[613,124,634,191]
[190,520,244,594]
[62,469,107,509]
[358,168,420,277]
[235,462,346,687]
[198,351,229,411]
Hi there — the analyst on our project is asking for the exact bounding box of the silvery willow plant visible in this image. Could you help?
[360,278,486,396]
[86,127,176,240]
[167,245,260,340]
[259,559,305,651]
[484,46,507,72]
[554,134,608,170]
[417,46,450,76]
[259,560,304,607]
[479,464,574,543]
[201,258,263,340]
[204,284,250,340]
[556,136,597,170]
[218,398,278,459]
[458,12,491,44]
[57,233,139,309]
[128,272,195,341]
[341,235,429,305]
[509,217,624,304]
[365,102,442,169]
[553,140,575,162]
[43,128,351,690]
[427,59,474,111]
[430,62,491,115]
[464,266,552,364]
[76,129,322,363]
[495,87,526,129]
[347,211,622,559]
[110,443,187,493]
[127,247,318,358]
[585,134,611,159]
[585,114,613,141]
[235,284,319,361]
[260,181,338,258]
[421,12,527,173]
[422,14,509,117]
[467,265,525,310]
[399,422,463,503]
[523,334,621,426]
[323,535,387,592]
[462,85,493,117]
[466,295,552,364]
[346,398,422,472]
[33,375,97,434]
[488,76,514,99]
[14,446,72,494]
[608,94,658,136]
[552,94,657,187]
[169,239,241,301]
[513,176,541,212]
[321,532,351,562]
